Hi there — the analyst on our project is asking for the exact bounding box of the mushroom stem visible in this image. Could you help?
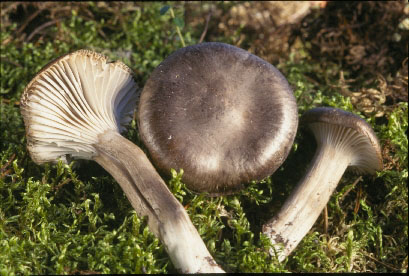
[263,142,350,262]
[94,130,224,273]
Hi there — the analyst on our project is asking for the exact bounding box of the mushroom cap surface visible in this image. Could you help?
[302,107,383,174]
[138,42,298,195]
[20,49,138,164]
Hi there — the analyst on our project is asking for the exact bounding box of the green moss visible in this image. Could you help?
[1,2,407,274]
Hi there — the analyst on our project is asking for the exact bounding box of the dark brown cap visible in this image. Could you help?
[138,42,298,195]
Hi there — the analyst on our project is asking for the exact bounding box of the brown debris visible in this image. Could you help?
[298,2,408,86]
[185,2,325,64]
[186,2,407,118]
[3,1,408,118]
[382,140,402,172]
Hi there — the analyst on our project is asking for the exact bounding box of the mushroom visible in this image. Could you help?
[262,107,383,261]
[20,49,224,273]
[138,42,298,196]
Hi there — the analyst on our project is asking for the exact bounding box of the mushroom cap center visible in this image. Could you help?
[138,42,298,195]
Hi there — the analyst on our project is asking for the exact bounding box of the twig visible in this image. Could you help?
[199,10,212,43]
[339,176,362,203]
[2,3,52,45]
[1,57,23,68]
[353,184,363,214]
[0,2,19,20]
[169,7,186,47]
[26,19,60,42]
[1,153,16,170]
[0,153,16,178]
[363,252,401,272]
[15,8,43,38]
[1,99,20,105]
[323,205,328,234]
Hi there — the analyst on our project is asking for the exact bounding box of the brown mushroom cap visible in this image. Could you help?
[302,107,383,174]
[138,42,298,195]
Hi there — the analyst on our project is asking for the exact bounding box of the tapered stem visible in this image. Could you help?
[93,130,224,273]
[262,144,351,261]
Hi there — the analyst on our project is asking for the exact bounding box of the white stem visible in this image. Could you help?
[93,130,224,273]
[262,144,351,261]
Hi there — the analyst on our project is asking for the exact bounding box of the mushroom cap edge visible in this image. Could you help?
[302,107,383,173]
[20,49,138,164]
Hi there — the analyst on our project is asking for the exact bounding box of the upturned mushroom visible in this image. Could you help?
[262,107,383,261]
[20,49,224,273]
[138,42,298,195]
